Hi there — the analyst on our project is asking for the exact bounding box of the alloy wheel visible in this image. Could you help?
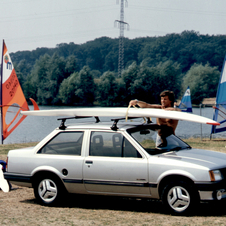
[167,185,190,212]
[38,179,58,203]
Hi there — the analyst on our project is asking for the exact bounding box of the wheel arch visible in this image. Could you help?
[32,170,68,206]
[31,170,65,190]
[158,174,198,198]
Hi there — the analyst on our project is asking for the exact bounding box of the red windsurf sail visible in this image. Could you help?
[0,40,29,143]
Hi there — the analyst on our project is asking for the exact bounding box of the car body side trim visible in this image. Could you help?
[5,172,158,189]
[84,180,152,187]
[4,173,31,182]
[63,179,83,184]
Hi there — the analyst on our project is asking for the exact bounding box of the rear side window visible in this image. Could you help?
[38,131,84,155]
[90,131,142,158]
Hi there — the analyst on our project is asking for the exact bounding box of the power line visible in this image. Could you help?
[129,4,226,17]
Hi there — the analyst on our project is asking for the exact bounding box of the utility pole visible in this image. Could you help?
[115,0,129,77]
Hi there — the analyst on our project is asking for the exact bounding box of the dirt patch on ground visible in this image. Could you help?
[1,154,226,225]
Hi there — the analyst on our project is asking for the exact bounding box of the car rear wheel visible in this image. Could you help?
[161,181,199,215]
[34,174,64,206]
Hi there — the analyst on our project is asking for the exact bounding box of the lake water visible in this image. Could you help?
[3,106,226,144]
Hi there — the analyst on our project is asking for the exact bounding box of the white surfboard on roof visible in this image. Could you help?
[21,107,220,126]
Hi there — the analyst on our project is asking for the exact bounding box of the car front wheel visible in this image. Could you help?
[34,175,64,206]
[161,181,199,215]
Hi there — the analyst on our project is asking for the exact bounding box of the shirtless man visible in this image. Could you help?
[129,90,180,147]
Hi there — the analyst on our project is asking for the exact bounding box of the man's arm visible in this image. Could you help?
[129,99,161,108]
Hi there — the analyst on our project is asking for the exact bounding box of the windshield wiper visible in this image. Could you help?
[170,147,182,151]
[170,146,190,152]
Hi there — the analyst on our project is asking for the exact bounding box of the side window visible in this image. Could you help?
[130,129,157,154]
[38,131,84,155]
[90,132,142,158]
[123,137,142,158]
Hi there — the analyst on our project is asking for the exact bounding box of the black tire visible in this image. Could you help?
[33,174,65,206]
[161,180,199,215]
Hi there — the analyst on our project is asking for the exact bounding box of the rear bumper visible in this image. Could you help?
[4,172,32,187]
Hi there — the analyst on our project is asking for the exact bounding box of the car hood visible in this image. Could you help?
[160,148,226,169]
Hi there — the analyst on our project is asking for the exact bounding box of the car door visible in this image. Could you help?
[83,131,150,196]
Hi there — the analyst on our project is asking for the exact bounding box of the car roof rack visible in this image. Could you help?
[57,116,151,131]
[58,116,100,130]
[110,117,152,131]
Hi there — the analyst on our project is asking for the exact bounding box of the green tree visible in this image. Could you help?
[156,60,182,99]
[130,60,182,104]
[58,72,79,105]
[23,73,37,101]
[182,63,220,104]
[65,55,78,77]
[32,54,51,105]
[130,64,159,103]
[121,62,139,103]
[97,71,118,106]
[74,66,95,105]
[47,53,66,104]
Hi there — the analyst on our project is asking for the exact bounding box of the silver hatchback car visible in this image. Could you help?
[4,119,226,215]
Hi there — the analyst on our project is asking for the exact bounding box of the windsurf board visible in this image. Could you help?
[21,107,220,126]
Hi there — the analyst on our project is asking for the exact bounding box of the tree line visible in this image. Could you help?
[8,30,225,106]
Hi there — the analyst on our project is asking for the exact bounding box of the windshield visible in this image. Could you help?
[127,125,190,155]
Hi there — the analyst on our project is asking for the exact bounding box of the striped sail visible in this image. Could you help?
[178,86,192,113]
[0,40,29,142]
[211,54,226,134]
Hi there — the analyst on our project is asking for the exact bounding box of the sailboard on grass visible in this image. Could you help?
[178,86,192,113]
[0,40,39,143]
[211,54,226,135]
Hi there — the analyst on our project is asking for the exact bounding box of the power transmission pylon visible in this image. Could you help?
[115,0,129,77]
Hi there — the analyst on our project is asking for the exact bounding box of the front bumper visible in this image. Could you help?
[195,180,226,201]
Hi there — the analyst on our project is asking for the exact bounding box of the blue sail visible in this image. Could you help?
[178,86,192,113]
[211,54,226,134]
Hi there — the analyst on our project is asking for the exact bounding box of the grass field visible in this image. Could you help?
[0,142,38,155]
[184,137,226,153]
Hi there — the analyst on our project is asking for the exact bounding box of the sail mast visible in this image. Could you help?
[0,40,4,144]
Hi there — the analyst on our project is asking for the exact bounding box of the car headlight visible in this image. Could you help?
[209,170,223,181]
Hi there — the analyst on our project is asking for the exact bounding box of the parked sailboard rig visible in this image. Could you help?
[211,54,226,136]
[0,40,39,143]
[178,86,192,113]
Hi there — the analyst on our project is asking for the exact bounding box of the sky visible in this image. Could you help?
[1,0,226,54]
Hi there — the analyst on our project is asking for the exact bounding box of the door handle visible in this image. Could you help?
[85,160,93,164]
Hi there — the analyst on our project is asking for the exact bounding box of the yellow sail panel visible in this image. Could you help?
[1,40,28,141]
